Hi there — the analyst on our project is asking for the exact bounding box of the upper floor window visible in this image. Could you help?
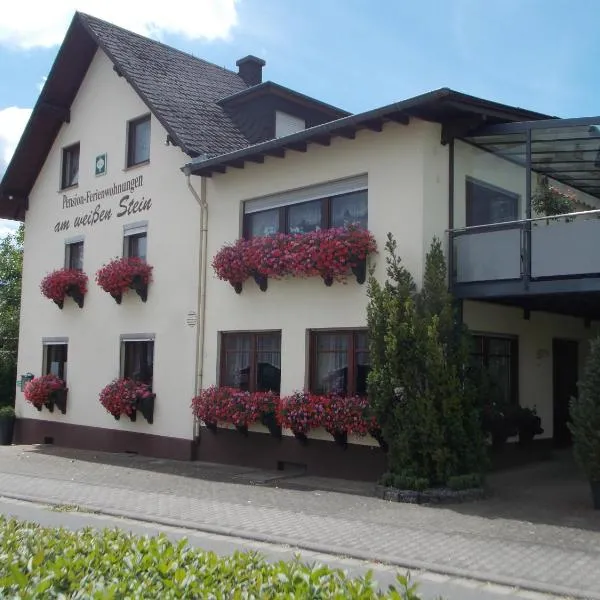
[123,222,148,261]
[243,176,368,238]
[43,341,68,381]
[466,177,519,227]
[121,337,154,387]
[310,329,369,396]
[65,239,84,271]
[220,331,281,393]
[61,143,79,189]
[127,115,151,167]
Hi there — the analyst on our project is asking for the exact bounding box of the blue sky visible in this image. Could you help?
[0,0,599,235]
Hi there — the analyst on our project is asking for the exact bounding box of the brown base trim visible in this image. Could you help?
[15,418,194,461]
[196,428,388,481]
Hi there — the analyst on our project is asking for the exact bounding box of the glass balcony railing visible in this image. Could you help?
[451,209,600,287]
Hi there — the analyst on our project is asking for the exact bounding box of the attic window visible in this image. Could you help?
[127,115,151,167]
[61,143,79,189]
[275,111,305,138]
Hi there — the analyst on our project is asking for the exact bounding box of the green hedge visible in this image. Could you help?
[0,517,423,598]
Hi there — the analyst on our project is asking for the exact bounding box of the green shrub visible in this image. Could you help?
[379,472,429,491]
[0,517,424,599]
[367,235,486,488]
[0,405,15,418]
[447,473,483,491]
[570,337,600,481]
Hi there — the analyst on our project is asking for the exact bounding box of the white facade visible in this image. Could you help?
[17,49,201,445]
[202,118,597,444]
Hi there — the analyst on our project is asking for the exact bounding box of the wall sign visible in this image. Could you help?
[54,174,151,233]
[95,153,107,177]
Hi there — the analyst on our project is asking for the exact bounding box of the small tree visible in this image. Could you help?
[569,337,600,482]
[367,235,486,488]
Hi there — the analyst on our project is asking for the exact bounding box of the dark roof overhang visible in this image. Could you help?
[0,16,96,221]
[183,88,555,177]
[218,81,350,120]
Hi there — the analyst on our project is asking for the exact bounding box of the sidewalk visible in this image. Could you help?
[0,445,598,599]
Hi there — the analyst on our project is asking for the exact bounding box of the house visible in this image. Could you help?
[0,12,345,461]
[3,13,600,480]
[185,97,600,478]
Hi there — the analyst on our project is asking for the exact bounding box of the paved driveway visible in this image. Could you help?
[0,445,598,599]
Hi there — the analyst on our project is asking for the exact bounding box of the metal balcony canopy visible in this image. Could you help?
[465,116,600,199]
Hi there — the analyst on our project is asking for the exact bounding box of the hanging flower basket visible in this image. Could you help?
[23,374,68,413]
[256,391,282,438]
[99,378,155,423]
[40,269,88,309]
[96,257,153,304]
[212,226,377,292]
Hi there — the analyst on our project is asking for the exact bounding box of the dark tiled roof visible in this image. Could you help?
[79,13,250,156]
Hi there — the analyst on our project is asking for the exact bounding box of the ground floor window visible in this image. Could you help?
[310,330,370,396]
[121,338,154,387]
[471,334,518,405]
[43,342,68,381]
[220,331,281,393]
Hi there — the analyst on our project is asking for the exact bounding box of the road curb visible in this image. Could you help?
[0,491,593,600]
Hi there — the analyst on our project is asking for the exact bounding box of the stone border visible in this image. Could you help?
[374,485,487,504]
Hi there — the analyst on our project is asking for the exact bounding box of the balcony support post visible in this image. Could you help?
[523,128,533,290]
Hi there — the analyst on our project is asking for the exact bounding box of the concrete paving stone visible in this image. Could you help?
[0,445,599,599]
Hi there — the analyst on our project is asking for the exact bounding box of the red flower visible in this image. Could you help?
[278,392,327,434]
[40,268,88,305]
[191,387,279,427]
[322,394,375,435]
[212,227,377,288]
[96,257,153,297]
[99,378,151,417]
[24,374,65,408]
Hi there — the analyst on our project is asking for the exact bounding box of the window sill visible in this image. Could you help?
[123,160,150,172]
[59,184,79,193]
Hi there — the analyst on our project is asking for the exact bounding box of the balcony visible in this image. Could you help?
[449,116,600,318]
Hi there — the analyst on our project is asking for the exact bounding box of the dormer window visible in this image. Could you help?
[127,115,151,167]
[275,111,305,138]
[61,143,79,189]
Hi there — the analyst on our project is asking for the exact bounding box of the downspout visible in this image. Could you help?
[185,171,208,440]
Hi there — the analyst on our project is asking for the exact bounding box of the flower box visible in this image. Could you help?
[191,388,281,437]
[24,375,68,413]
[278,392,326,444]
[99,378,154,423]
[212,226,377,292]
[96,257,153,304]
[40,269,88,309]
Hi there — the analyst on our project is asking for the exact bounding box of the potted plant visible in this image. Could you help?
[0,405,15,445]
[23,374,68,413]
[40,268,88,309]
[515,406,544,445]
[569,337,600,509]
[278,391,325,443]
[99,378,155,423]
[191,386,234,432]
[96,257,153,303]
[482,402,518,449]
[533,177,576,218]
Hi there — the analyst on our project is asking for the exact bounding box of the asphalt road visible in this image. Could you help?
[0,496,564,600]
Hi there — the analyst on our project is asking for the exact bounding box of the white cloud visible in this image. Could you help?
[0,106,32,175]
[0,0,239,49]
[0,220,19,239]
